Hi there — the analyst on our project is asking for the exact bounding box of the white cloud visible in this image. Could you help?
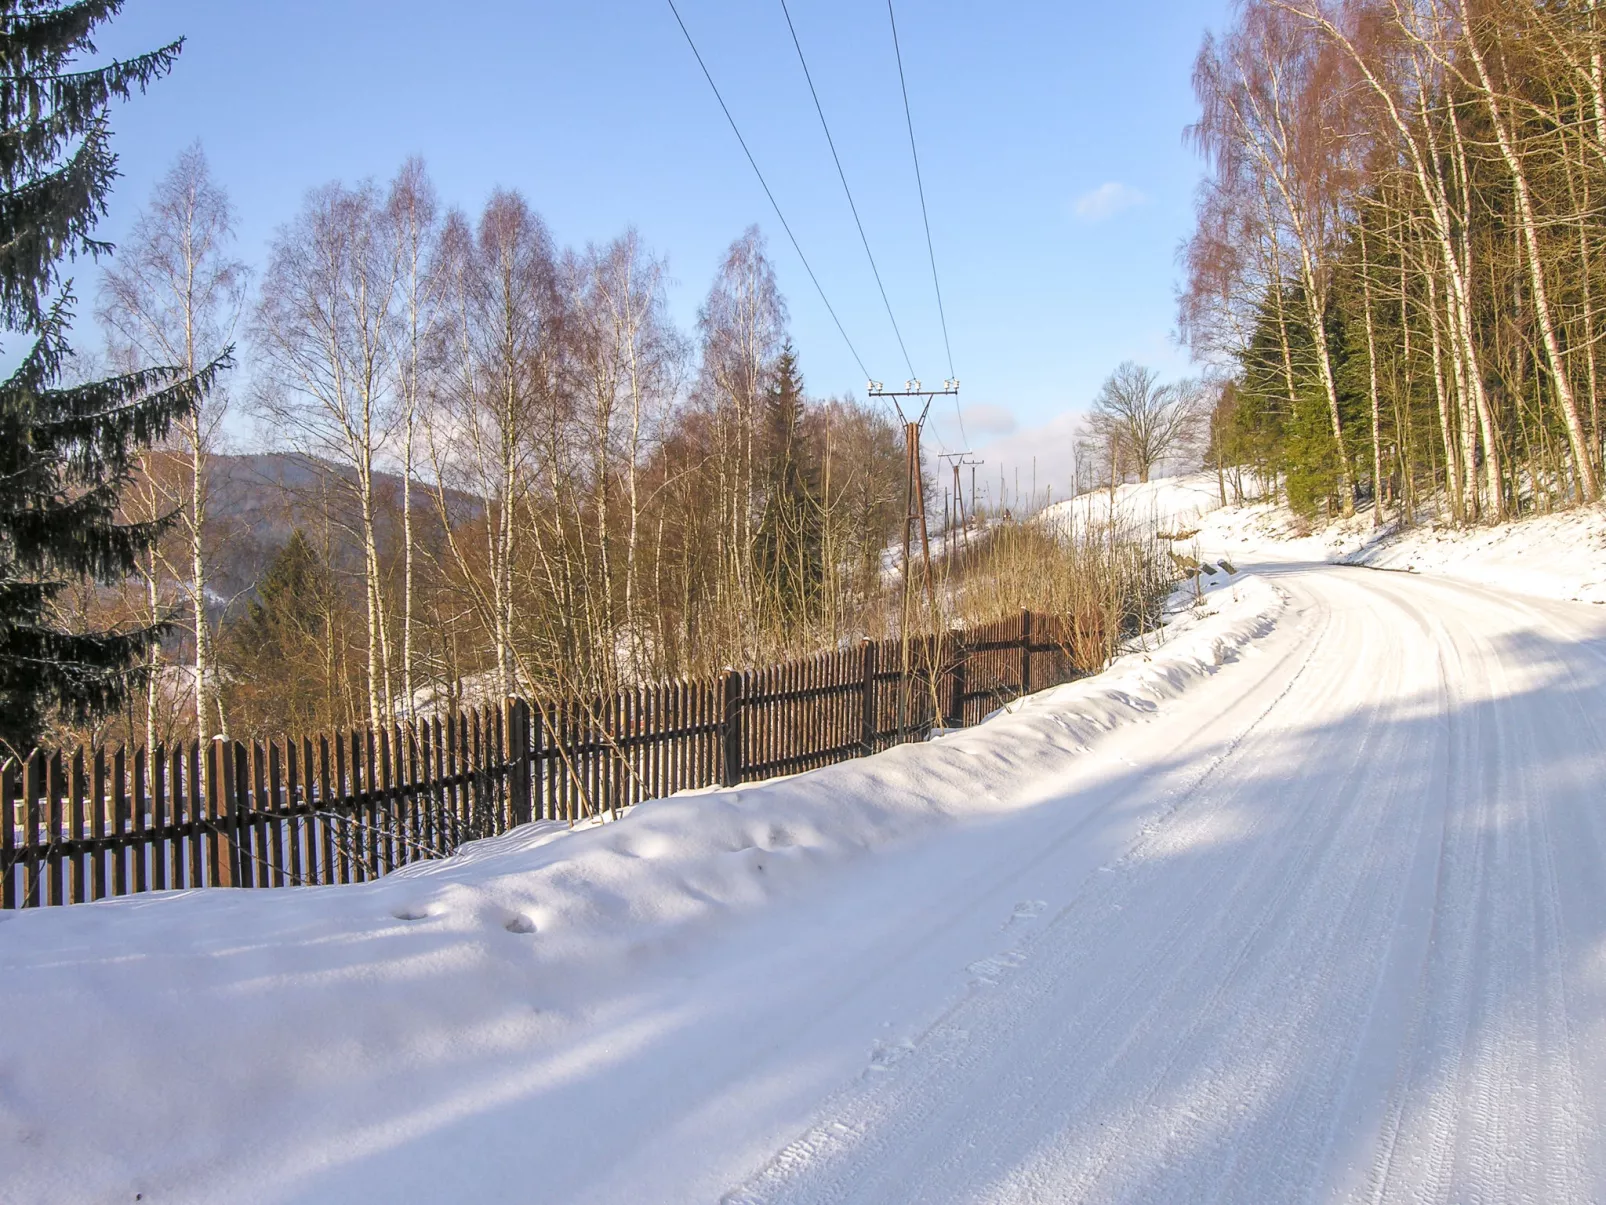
[968,410,1090,508]
[960,402,1017,437]
[1073,181,1147,222]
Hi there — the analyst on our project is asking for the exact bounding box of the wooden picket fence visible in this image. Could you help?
[1,608,1085,909]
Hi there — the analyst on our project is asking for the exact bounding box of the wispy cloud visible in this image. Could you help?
[960,402,1017,437]
[1073,181,1147,222]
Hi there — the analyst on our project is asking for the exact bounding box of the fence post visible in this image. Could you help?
[945,628,968,729]
[1,757,15,909]
[1019,608,1034,697]
[860,639,878,755]
[720,670,745,787]
[505,697,533,827]
[529,702,544,823]
[207,737,239,888]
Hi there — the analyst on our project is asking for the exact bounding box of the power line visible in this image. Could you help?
[665,0,871,382]
[886,0,962,442]
[777,0,916,383]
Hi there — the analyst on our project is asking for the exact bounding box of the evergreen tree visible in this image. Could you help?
[222,531,339,737]
[0,3,221,754]
[755,342,822,622]
[1232,284,1363,518]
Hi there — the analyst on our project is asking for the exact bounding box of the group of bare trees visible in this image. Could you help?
[1182,0,1606,522]
[1079,362,1209,488]
[83,152,916,749]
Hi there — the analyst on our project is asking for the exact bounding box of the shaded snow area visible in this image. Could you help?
[7,484,1606,1202]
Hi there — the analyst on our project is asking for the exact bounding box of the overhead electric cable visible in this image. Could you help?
[778,0,916,382]
[886,0,964,441]
[665,0,871,381]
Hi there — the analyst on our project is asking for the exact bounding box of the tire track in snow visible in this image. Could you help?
[725,577,1383,1202]
[1368,576,1596,1203]
[724,566,1606,1205]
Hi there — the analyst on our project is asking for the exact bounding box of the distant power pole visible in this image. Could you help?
[939,450,982,562]
[868,377,958,630]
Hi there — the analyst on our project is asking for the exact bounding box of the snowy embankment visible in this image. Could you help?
[1341,504,1606,605]
[0,573,1281,1203]
[1044,469,1606,605]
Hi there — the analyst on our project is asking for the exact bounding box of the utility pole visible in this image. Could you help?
[869,377,958,730]
[939,450,981,563]
[869,377,957,627]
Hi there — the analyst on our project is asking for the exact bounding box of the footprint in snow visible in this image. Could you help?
[867,1039,916,1072]
[967,950,1027,986]
[1008,900,1047,925]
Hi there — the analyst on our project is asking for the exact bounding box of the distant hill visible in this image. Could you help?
[201,453,480,609]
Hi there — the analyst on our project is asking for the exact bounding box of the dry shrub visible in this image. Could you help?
[954,512,1172,673]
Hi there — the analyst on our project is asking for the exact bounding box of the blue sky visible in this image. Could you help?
[95,0,1232,501]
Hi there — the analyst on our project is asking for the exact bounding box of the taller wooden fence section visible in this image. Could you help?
[2,609,1084,909]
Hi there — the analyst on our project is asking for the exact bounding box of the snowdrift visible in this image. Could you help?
[0,574,1283,1203]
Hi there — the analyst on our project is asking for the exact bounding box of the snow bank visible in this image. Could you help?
[1039,471,1226,536]
[1341,505,1606,605]
[1044,468,1606,607]
[0,575,1283,1204]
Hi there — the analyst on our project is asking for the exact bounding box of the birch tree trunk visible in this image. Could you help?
[97,144,244,741]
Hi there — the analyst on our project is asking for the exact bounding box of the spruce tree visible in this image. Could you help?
[0,3,220,754]
[756,342,823,621]
[222,531,337,737]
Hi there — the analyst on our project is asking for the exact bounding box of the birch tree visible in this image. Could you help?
[98,143,246,741]
[253,180,402,729]
[384,158,440,719]
[427,191,556,702]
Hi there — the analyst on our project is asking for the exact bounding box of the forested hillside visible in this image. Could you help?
[1182,0,1606,524]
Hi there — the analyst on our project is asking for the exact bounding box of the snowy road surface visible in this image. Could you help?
[5,560,1606,1204]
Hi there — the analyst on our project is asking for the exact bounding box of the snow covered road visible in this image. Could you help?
[5,561,1606,1203]
[725,564,1606,1204]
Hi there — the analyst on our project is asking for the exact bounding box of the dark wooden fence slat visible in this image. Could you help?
[24,752,42,907]
[1,757,15,909]
[90,747,107,901]
[303,737,322,885]
[430,717,446,852]
[469,709,483,836]
[153,746,170,892]
[68,748,86,904]
[334,732,351,884]
[361,727,378,881]
[282,739,302,887]
[184,742,202,890]
[445,714,460,843]
[267,741,285,888]
[405,722,421,865]
[318,735,337,885]
[720,670,742,788]
[492,705,507,834]
[860,640,877,757]
[46,751,64,905]
[112,747,127,897]
[205,740,230,889]
[1020,608,1033,696]
[362,728,379,881]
